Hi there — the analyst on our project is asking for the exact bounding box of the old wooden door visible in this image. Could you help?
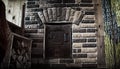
[45,23,72,59]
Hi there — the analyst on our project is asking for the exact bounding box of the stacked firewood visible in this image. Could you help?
[10,34,32,68]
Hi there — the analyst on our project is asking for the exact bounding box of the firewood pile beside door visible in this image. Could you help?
[9,33,32,69]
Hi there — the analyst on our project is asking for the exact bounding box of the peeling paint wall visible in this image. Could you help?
[2,0,25,27]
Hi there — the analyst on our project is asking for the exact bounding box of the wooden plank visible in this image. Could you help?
[12,33,32,40]
[96,0,106,68]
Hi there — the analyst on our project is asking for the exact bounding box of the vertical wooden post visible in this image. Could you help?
[95,0,106,68]
[21,3,25,35]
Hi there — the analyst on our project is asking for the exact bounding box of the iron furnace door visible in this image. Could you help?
[45,23,72,59]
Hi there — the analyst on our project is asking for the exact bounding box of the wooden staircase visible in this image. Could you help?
[25,29,44,64]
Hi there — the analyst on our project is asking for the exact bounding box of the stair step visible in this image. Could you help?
[32,38,43,43]
[32,48,43,54]
[25,29,44,33]
[31,58,44,64]
[32,43,43,48]
[31,53,43,58]
[25,33,44,38]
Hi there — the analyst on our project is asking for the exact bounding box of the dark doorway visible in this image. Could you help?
[45,22,72,59]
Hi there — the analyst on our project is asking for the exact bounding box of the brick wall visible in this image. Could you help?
[24,0,45,64]
[24,0,105,68]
